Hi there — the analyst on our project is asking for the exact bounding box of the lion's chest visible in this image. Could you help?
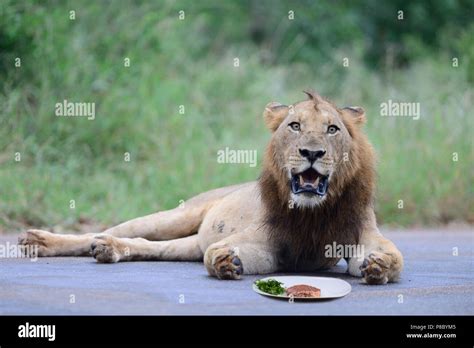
[275,232,357,272]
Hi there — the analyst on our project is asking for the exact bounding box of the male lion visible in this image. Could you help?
[19,91,403,285]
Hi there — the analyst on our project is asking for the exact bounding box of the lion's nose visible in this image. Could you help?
[299,148,326,163]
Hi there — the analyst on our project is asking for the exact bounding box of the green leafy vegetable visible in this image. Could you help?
[254,279,286,295]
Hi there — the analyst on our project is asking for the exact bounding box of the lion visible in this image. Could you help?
[18,91,403,285]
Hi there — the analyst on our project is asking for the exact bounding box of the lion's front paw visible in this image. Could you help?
[205,246,243,280]
[360,251,393,285]
[18,229,56,257]
[91,235,125,263]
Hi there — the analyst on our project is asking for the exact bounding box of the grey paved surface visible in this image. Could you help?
[0,229,472,315]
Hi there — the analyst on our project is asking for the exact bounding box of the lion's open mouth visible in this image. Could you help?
[291,168,329,196]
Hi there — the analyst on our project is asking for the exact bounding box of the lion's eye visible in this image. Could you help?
[327,125,340,134]
[288,122,301,131]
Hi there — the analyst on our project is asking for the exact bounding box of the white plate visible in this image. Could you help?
[253,276,351,300]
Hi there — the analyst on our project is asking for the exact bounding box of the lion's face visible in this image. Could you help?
[263,91,366,208]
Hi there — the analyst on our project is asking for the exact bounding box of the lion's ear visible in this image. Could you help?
[342,106,366,125]
[263,102,289,132]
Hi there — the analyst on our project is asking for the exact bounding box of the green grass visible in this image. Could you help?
[0,1,473,232]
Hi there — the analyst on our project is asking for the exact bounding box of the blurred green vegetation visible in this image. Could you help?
[0,0,473,231]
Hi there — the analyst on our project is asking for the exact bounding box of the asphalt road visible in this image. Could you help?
[0,228,472,315]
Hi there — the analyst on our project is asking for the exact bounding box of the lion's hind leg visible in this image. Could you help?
[90,234,203,263]
[18,229,96,257]
[17,184,245,258]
